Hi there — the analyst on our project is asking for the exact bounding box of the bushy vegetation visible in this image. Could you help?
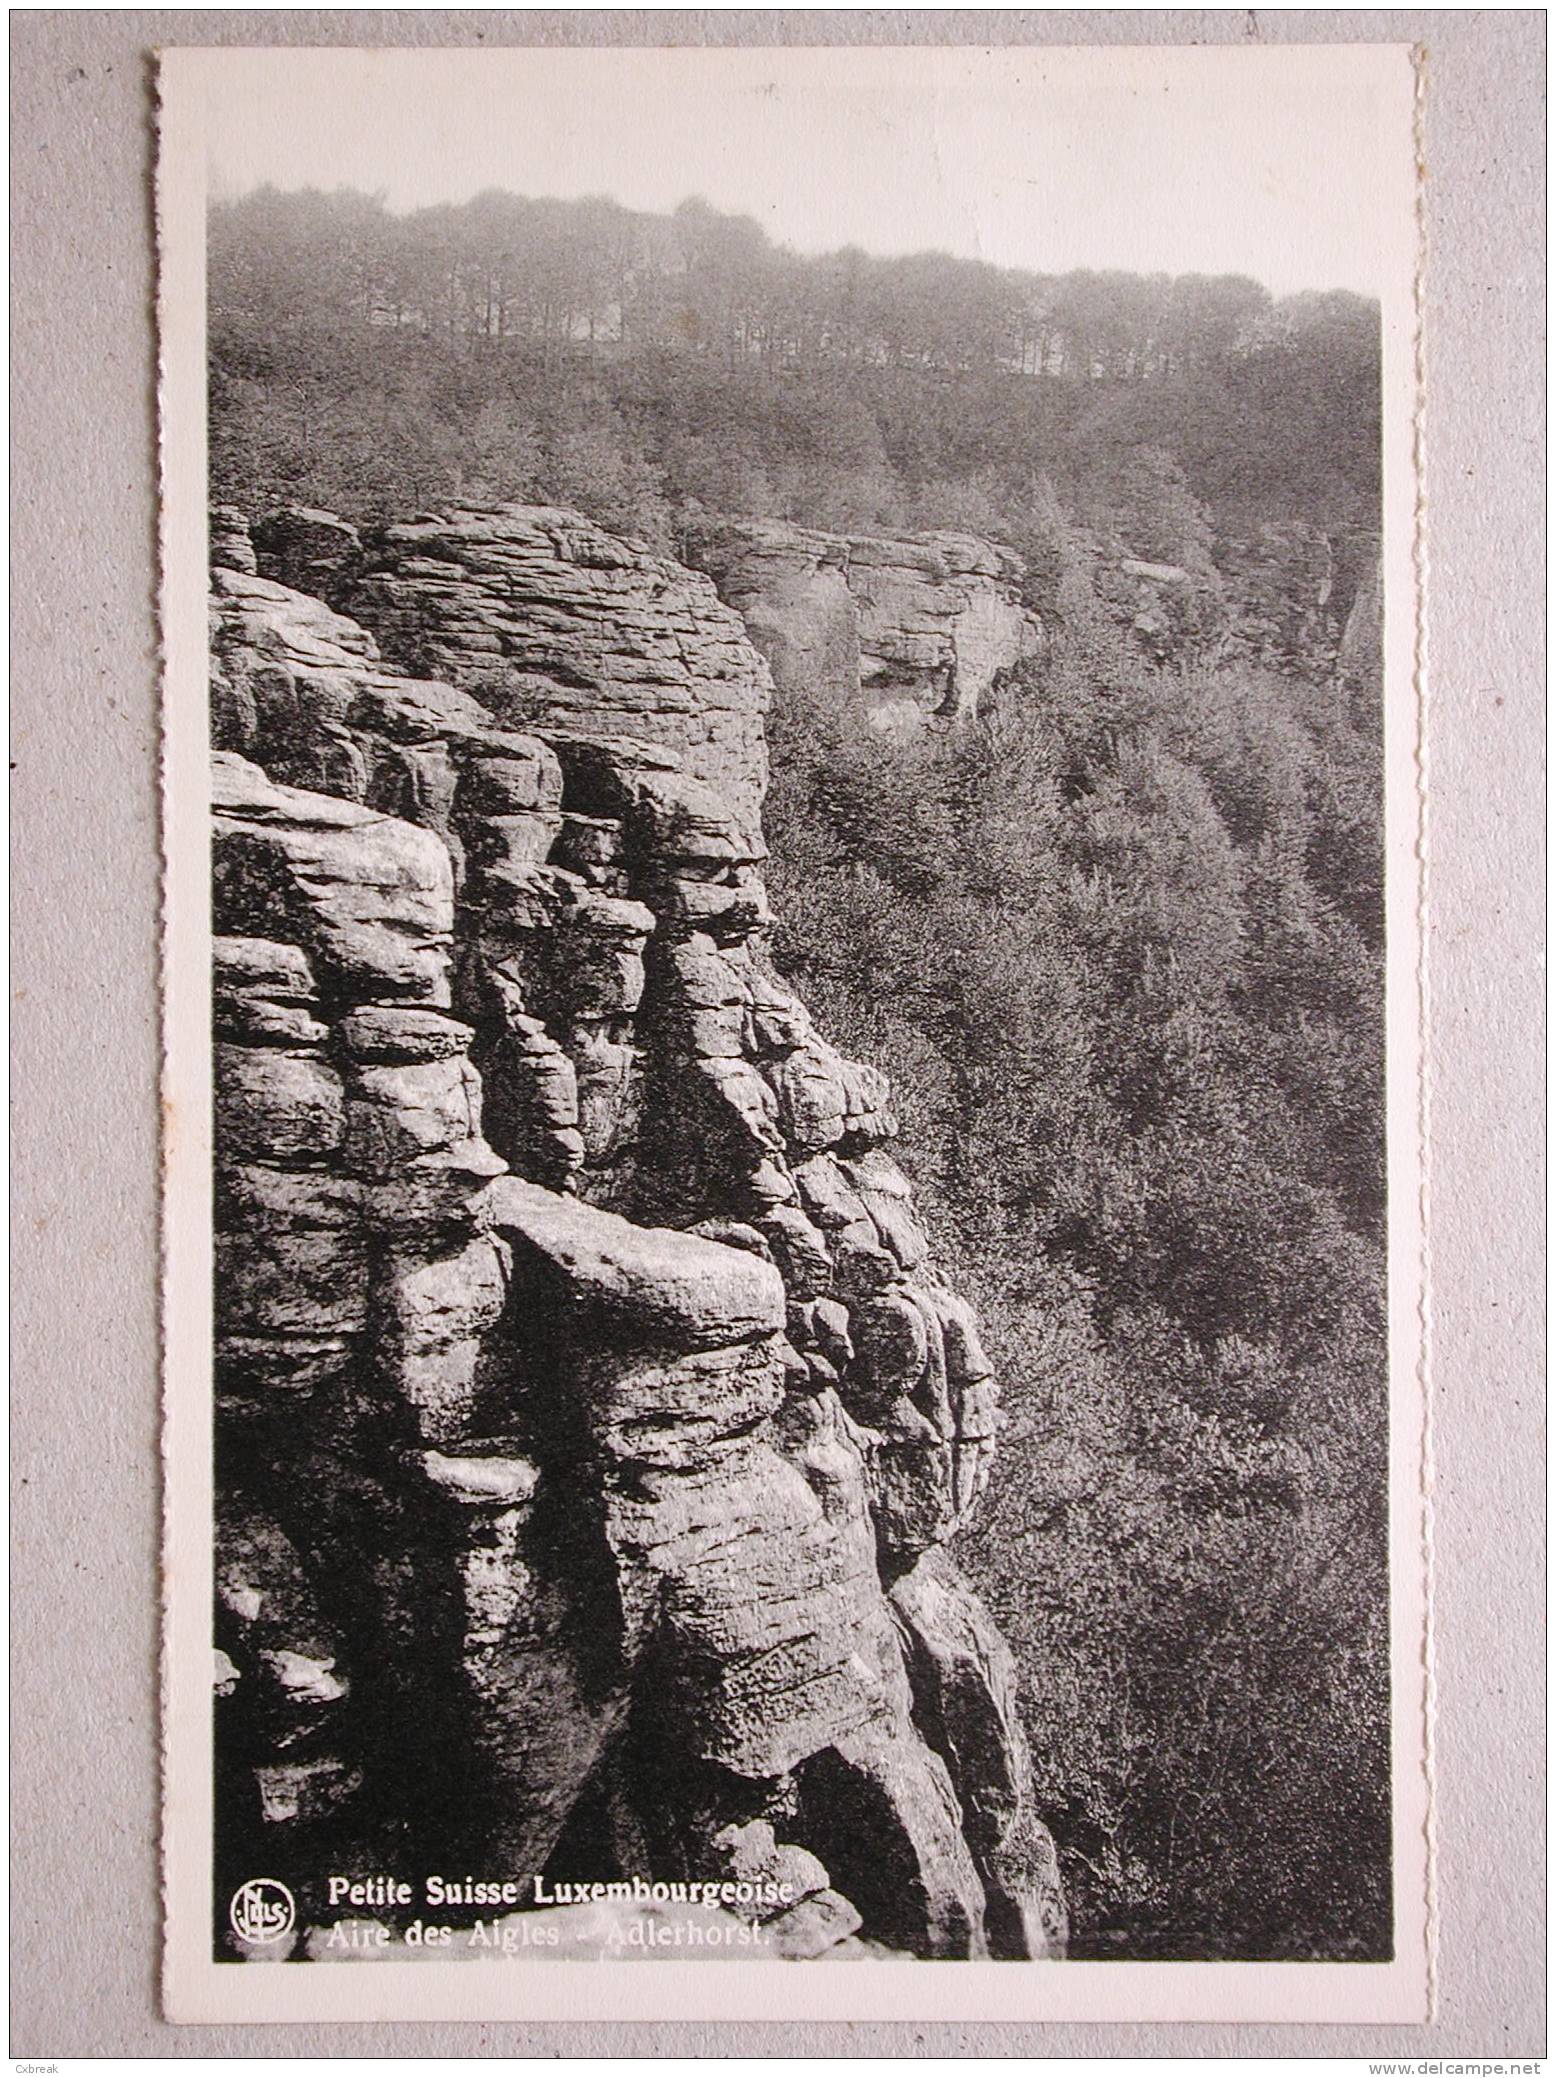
[763,566,1389,1959]
[209,186,1379,557]
[209,182,1389,1959]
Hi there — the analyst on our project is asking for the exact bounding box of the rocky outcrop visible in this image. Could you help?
[244,503,771,836]
[209,501,1064,1963]
[1216,523,1381,680]
[1092,556,1229,668]
[1337,548,1383,694]
[685,517,1042,730]
[250,505,363,600]
[1077,525,1383,678]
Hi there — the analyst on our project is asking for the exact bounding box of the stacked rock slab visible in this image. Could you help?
[685,516,1043,728]
[210,500,1066,1961]
[266,501,773,840]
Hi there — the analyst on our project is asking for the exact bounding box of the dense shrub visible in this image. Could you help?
[763,554,1389,1959]
[208,187,1380,552]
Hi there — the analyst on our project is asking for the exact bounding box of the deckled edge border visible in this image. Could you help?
[153,40,174,2030]
[1411,37,1439,2024]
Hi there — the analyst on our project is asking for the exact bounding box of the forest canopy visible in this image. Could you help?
[209,185,1380,551]
[761,597,1389,1957]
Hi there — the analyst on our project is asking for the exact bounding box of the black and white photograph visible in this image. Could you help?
[157,39,1427,2023]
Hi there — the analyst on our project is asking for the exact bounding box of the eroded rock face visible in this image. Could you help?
[1215,523,1381,680]
[686,517,1042,731]
[248,502,772,837]
[210,502,1064,1962]
[1338,548,1383,694]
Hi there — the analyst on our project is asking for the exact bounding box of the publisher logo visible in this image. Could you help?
[229,1878,295,1945]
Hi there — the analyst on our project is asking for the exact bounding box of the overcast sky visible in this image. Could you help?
[200,44,1408,297]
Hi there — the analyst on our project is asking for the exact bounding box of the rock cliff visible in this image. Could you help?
[239,501,770,834]
[208,500,1066,1963]
[1216,523,1382,681]
[684,517,1042,731]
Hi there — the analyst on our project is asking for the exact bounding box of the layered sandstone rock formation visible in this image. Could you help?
[685,517,1042,730]
[236,501,770,833]
[209,501,1066,1963]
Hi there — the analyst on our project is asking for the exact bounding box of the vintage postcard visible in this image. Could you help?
[159,40,1428,2023]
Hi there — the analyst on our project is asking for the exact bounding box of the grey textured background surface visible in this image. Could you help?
[11,9,1544,2058]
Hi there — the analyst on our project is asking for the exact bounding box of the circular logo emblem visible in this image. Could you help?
[229,1878,296,1945]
